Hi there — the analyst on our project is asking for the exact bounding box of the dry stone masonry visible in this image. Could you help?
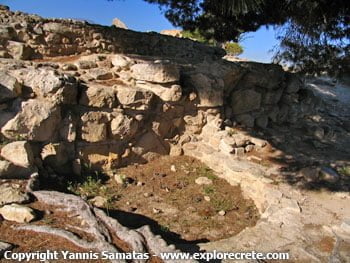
[0,5,319,178]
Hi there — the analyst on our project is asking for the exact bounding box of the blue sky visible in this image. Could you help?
[2,0,279,62]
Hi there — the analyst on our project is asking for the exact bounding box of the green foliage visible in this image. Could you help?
[145,0,349,76]
[67,176,103,198]
[224,42,244,56]
[337,166,350,177]
[196,166,217,180]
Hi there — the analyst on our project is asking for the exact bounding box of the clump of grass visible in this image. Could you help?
[196,166,217,180]
[160,225,170,233]
[210,197,234,212]
[203,185,215,195]
[68,176,104,198]
[227,129,238,137]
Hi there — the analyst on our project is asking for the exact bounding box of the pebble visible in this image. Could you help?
[170,165,176,172]
[218,210,226,216]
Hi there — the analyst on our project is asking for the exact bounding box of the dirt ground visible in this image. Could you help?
[76,156,260,242]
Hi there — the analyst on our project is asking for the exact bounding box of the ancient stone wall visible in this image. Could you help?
[0,5,319,178]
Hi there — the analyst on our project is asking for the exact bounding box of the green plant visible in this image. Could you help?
[196,166,217,180]
[160,225,170,232]
[203,185,215,195]
[227,129,238,137]
[337,166,350,177]
[67,176,103,198]
[210,197,234,212]
[224,42,244,56]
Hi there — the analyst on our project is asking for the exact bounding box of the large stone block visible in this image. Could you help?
[110,113,138,139]
[0,141,34,168]
[1,99,61,141]
[131,63,180,83]
[115,85,154,110]
[0,72,22,103]
[231,89,261,115]
[186,73,224,107]
[79,84,117,108]
[80,112,110,142]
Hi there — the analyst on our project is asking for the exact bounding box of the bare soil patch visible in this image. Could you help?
[72,156,260,242]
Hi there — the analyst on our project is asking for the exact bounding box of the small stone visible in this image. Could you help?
[114,174,126,184]
[153,208,161,214]
[195,177,213,185]
[144,193,152,198]
[0,184,30,206]
[218,210,226,216]
[204,196,211,202]
[137,181,144,186]
[245,144,254,153]
[0,204,36,223]
[90,196,107,207]
[170,165,176,172]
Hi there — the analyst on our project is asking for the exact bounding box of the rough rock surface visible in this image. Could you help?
[0,184,30,206]
[0,204,36,223]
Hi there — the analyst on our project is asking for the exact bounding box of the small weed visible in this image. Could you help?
[227,129,238,137]
[338,166,350,177]
[67,176,103,198]
[196,166,217,180]
[203,185,215,195]
[160,225,170,232]
[211,197,234,212]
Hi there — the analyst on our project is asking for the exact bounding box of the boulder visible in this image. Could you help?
[80,112,109,142]
[0,72,22,103]
[0,160,33,179]
[186,73,224,107]
[1,99,61,141]
[0,141,34,168]
[19,68,78,103]
[131,63,180,83]
[79,84,117,108]
[115,85,153,110]
[241,63,284,90]
[136,82,182,102]
[111,55,132,69]
[6,41,34,60]
[86,68,113,80]
[0,184,30,206]
[231,89,262,115]
[76,60,98,70]
[133,131,169,157]
[0,204,36,223]
[110,113,138,139]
